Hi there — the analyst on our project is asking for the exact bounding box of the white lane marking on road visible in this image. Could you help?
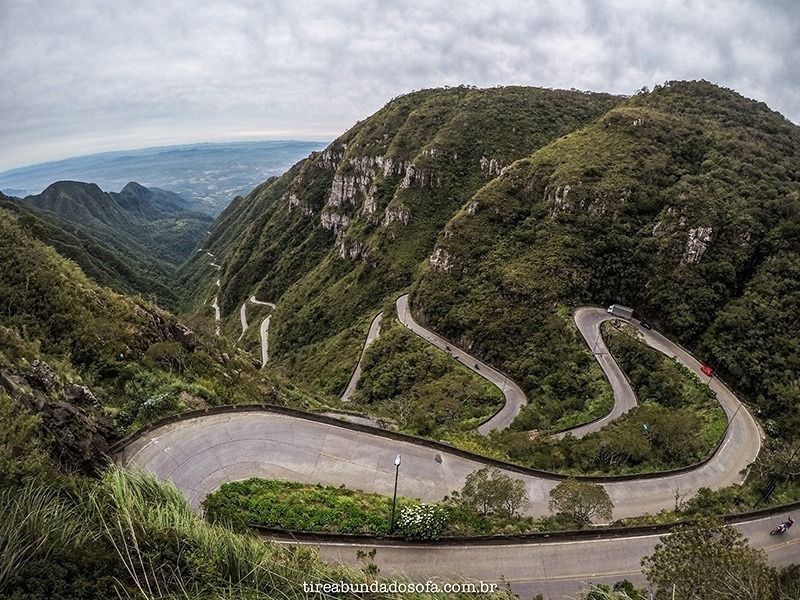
[125,435,164,464]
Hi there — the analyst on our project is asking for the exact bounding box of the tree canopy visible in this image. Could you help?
[548,478,613,525]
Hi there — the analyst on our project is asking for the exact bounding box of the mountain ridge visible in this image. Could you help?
[178,81,799,441]
[5,180,213,308]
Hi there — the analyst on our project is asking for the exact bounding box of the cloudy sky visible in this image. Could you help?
[1,0,798,172]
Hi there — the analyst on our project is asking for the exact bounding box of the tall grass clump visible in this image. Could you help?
[89,466,360,598]
[90,467,517,599]
[3,466,517,598]
[0,482,90,592]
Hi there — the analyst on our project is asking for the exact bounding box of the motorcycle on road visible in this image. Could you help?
[770,517,794,535]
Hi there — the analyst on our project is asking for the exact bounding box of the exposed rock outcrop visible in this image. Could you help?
[399,164,441,189]
[131,304,197,350]
[27,359,57,392]
[1,366,113,475]
[321,212,350,234]
[64,384,102,409]
[547,184,575,215]
[429,247,456,273]
[286,192,316,217]
[383,206,411,227]
[327,173,376,208]
[682,227,713,264]
[480,156,506,177]
[545,183,630,218]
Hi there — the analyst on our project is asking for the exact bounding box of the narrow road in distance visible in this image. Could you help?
[340,312,383,402]
[239,296,276,342]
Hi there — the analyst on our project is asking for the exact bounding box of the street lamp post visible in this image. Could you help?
[389,454,401,533]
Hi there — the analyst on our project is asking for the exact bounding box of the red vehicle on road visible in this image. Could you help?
[701,364,714,376]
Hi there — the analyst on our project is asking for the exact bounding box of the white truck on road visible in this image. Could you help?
[607,304,634,320]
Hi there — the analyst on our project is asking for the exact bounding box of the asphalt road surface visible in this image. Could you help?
[121,409,778,597]
[396,294,526,433]
[119,299,767,596]
[340,312,383,402]
[121,398,759,520]
[298,512,799,599]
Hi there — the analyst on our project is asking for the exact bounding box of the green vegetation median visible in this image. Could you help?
[489,321,727,475]
[203,478,417,535]
[347,317,504,436]
[203,471,619,538]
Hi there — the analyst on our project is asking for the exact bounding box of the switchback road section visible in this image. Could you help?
[396,294,525,433]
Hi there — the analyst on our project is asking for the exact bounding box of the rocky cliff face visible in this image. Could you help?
[177,85,623,390]
[0,363,113,475]
[301,150,444,257]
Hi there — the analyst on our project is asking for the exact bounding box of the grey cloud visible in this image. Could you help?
[1,0,798,171]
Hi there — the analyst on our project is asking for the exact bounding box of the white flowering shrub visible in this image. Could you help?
[137,391,179,422]
[397,503,447,540]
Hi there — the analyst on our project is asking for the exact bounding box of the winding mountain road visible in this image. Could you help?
[396,294,525,434]
[123,295,761,516]
[120,406,774,597]
[119,295,766,595]
[562,307,639,437]
[203,250,222,336]
[231,295,278,365]
[340,312,383,402]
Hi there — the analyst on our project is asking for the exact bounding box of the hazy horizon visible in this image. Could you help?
[0,139,328,215]
[2,1,798,172]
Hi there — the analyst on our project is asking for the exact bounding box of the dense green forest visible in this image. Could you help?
[0,206,275,472]
[2,181,213,309]
[412,81,800,440]
[346,316,504,437]
[0,204,421,598]
[4,81,798,473]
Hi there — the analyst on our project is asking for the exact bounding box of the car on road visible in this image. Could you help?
[701,364,714,376]
[640,321,652,330]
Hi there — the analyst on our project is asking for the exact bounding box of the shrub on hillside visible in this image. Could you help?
[397,503,448,540]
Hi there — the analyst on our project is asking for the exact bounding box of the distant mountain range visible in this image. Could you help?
[0,140,328,216]
[1,180,214,308]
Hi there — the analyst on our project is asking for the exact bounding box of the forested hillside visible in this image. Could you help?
[3,181,213,308]
[413,81,800,437]
[180,81,799,442]
[0,206,275,475]
[178,85,621,394]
